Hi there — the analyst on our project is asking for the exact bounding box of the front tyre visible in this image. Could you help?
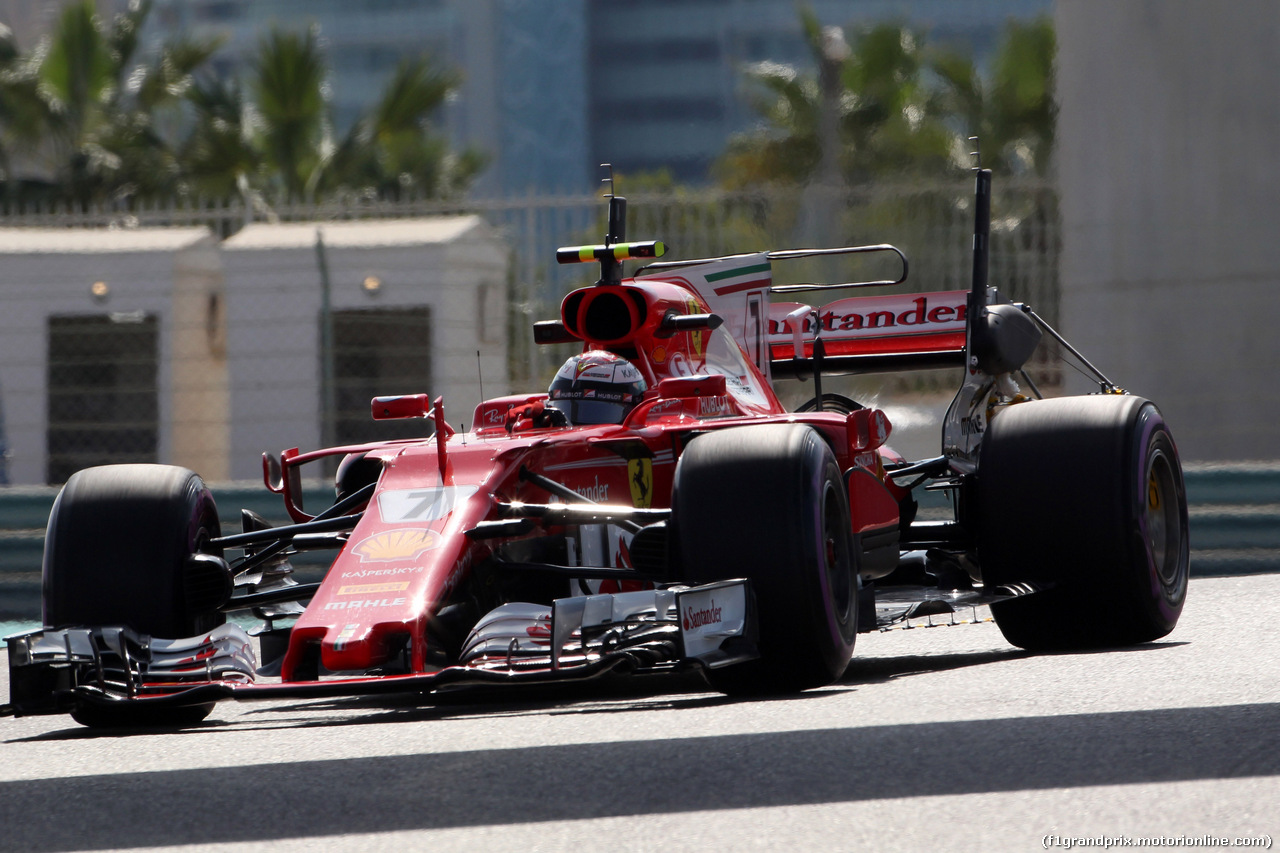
[672,424,858,694]
[42,464,227,727]
[977,396,1190,650]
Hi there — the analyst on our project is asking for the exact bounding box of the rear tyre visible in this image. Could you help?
[43,464,227,727]
[672,424,858,694]
[977,396,1189,651]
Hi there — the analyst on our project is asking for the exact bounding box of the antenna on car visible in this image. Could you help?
[601,163,625,246]
[969,136,982,171]
[601,163,615,200]
[599,163,624,284]
[968,138,993,373]
[601,164,625,283]
[555,164,664,286]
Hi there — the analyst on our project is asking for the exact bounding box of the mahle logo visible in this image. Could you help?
[353,529,439,562]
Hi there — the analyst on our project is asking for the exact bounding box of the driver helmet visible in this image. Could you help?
[548,351,647,425]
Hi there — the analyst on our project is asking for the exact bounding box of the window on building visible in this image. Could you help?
[592,96,725,123]
[591,38,721,64]
[196,0,243,23]
[327,307,434,446]
[46,313,159,484]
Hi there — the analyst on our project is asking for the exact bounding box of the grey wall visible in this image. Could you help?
[1056,1,1280,461]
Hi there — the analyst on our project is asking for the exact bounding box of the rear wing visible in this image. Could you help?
[639,244,966,381]
[577,167,1071,394]
[768,290,967,378]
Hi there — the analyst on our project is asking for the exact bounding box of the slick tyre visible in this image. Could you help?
[672,424,858,694]
[976,396,1190,651]
[43,464,228,727]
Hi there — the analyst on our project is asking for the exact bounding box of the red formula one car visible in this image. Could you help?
[3,170,1190,727]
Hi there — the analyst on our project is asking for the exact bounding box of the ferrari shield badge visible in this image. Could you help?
[686,298,705,356]
[628,458,653,508]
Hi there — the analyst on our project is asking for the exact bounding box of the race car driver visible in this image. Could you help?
[547,350,648,425]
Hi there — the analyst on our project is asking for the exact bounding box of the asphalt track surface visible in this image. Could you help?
[2,574,1278,853]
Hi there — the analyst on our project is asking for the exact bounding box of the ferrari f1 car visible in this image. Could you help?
[3,168,1190,727]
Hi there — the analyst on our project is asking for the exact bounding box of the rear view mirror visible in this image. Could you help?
[371,394,432,420]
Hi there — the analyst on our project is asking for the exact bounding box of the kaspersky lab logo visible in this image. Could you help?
[353,529,440,562]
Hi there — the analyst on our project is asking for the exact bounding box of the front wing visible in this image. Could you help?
[2,580,755,718]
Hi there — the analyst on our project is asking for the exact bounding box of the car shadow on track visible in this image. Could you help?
[842,648,1025,685]
[3,641,1188,742]
[842,640,1187,685]
[4,670,730,741]
[4,649,1004,741]
[4,699,1278,852]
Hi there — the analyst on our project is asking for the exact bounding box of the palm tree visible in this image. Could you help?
[0,0,219,208]
[182,26,485,207]
[932,16,1056,176]
[327,56,486,201]
[248,27,330,203]
[840,22,956,180]
[989,17,1056,175]
[716,14,955,189]
[1,7,485,210]
[178,72,258,201]
[0,22,49,203]
[717,10,1057,188]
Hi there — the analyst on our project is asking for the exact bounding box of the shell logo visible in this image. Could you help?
[353,529,440,563]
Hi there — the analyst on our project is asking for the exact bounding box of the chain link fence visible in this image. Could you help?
[1,178,1059,484]
[45,313,160,484]
[0,178,1058,304]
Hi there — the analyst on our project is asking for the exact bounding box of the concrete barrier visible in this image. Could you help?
[1184,462,1280,576]
[0,480,333,620]
[2,465,1277,620]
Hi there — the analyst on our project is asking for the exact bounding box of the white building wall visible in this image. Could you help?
[1056,1,1280,461]
[0,217,507,485]
[221,217,508,481]
[0,228,226,484]
[171,238,231,480]
[221,235,329,478]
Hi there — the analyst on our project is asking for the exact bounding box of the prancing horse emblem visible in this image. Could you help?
[628,458,653,508]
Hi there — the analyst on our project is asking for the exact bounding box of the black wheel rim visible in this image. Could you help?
[820,482,854,625]
[1144,447,1184,589]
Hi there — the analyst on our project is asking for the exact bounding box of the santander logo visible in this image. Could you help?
[683,599,723,630]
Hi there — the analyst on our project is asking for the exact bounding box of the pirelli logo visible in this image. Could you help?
[337,582,410,596]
